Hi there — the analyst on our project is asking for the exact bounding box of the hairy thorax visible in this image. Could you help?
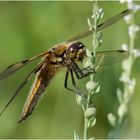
[44,42,86,67]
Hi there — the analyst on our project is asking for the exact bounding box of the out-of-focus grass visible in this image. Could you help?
[0,1,140,139]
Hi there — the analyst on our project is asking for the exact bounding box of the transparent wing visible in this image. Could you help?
[0,51,49,80]
[95,50,128,70]
[0,61,45,117]
[67,9,131,42]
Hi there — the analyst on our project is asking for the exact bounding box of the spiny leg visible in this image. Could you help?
[76,66,96,79]
[71,60,95,79]
[64,69,78,93]
[69,69,85,97]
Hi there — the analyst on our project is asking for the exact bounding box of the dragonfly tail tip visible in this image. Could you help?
[17,119,23,123]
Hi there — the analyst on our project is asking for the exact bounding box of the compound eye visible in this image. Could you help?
[70,47,75,53]
[78,43,85,49]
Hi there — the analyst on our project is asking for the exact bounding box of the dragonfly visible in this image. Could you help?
[0,9,131,123]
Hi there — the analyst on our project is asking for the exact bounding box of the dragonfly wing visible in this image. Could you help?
[67,9,131,42]
[96,9,131,32]
[95,50,128,69]
[18,63,58,123]
[0,61,44,117]
[0,51,49,80]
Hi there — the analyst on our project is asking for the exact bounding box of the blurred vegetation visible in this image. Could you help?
[0,1,140,139]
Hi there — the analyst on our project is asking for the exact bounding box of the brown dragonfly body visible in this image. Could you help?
[0,9,131,123]
[19,42,89,122]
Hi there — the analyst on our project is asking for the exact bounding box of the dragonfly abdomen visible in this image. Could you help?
[18,64,58,123]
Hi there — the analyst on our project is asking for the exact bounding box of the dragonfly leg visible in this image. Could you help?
[77,66,96,79]
[71,61,95,79]
[64,68,85,97]
[64,69,78,93]
[69,69,85,97]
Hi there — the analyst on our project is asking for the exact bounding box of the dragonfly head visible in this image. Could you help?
[67,42,86,61]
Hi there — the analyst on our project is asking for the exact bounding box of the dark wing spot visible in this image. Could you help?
[22,59,28,64]
[7,64,14,69]
[97,23,103,28]
[118,50,127,53]
[6,59,28,69]
[122,9,128,14]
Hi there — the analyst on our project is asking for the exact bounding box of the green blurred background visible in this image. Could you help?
[0,1,140,139]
